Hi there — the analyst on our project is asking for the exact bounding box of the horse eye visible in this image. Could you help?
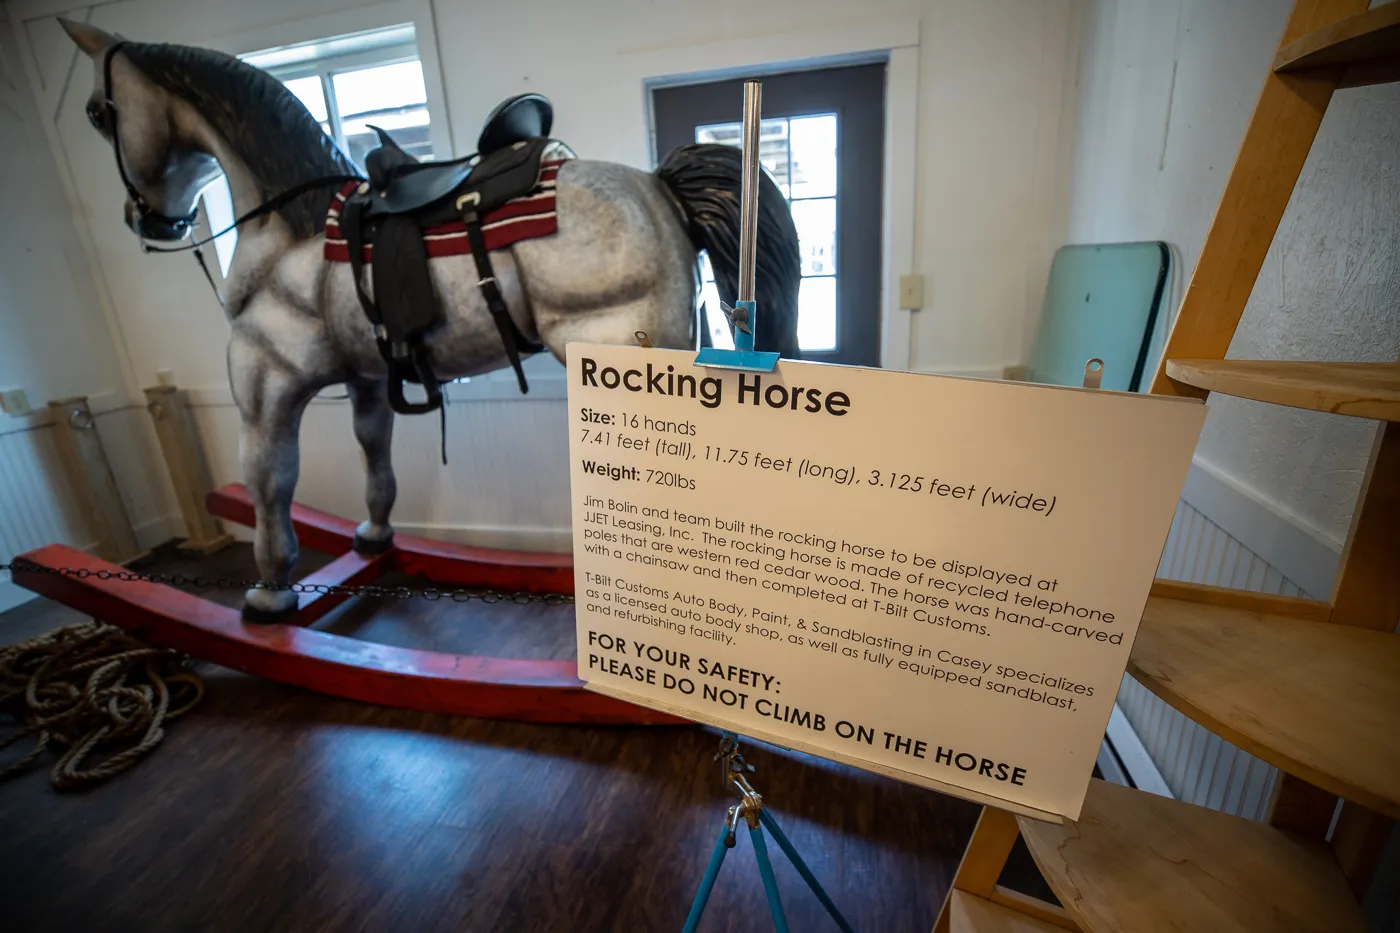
[86,104,106,131]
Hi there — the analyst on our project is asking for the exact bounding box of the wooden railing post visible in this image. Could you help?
[144,385,231,555]
[46,396,146,564]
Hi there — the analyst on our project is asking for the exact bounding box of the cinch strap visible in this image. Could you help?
[460,207,544,394]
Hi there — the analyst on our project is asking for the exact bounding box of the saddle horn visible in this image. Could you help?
[365,125,420,192]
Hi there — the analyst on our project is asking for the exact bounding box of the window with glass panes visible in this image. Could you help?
[693,114,838,352]
[202,26,440,276]
[244,26,437,169]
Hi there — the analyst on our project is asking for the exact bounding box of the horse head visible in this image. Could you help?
[61,19,223,242]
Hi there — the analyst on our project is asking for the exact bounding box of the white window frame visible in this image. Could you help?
[248,36,434,166]
[206,0,454,162]
[192,2,454,286]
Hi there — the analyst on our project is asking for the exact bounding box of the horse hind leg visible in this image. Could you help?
[347,378,396,553]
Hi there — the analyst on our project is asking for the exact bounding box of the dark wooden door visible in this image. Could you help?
[653,62,886,366]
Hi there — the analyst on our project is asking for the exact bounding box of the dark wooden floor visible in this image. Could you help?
[1,542,1052,932]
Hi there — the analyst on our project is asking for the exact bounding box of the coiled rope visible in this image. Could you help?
[0,622,204,790]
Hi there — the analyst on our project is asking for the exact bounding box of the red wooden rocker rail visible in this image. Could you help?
[11,484,680,725]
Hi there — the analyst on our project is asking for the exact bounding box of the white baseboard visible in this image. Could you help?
[123,513,572,556]
[1180,458,1341,600]
[384,521,573,554]
[217,520,571,556]
[135,514,185,551]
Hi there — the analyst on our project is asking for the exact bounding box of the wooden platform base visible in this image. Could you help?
[11,484,679,725]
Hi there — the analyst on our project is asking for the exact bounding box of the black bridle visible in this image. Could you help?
[91,42,362,297]
[93,42,199,241]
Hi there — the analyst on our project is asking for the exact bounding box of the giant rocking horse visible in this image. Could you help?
[13,21,799,723]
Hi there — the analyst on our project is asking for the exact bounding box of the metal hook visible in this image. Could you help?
[1082,357,1105,389]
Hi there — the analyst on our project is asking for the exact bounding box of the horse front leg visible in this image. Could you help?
[347,378,396,552]
[230,335,317,622]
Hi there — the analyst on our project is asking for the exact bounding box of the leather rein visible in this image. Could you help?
[94,42,362,301]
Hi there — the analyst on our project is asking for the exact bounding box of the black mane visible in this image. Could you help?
[122,42,358,240]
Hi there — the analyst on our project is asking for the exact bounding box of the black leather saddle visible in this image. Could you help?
[340,94,555,414]
[361,94,553,216]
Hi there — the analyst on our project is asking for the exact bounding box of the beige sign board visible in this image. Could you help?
[567,344,1204,820]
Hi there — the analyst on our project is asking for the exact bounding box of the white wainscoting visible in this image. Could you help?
[186,386,575,554]
[0,423,87,614]
[1112,463,1337,821]
[0,407,179,613]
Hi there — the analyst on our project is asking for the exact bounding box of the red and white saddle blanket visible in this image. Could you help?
[323,151,571,263]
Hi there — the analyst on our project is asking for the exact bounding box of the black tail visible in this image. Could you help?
[655,144,801,358]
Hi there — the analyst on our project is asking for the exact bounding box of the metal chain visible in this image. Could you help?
[0,560,574,606]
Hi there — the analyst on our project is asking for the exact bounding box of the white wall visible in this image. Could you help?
[1066,0,1400,560]
[3,0,1080,549]
[0,14,177,612]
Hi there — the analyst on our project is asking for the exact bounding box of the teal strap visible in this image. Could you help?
[682,816,732,933]
[760,808,855,933]
[750,822,790,933]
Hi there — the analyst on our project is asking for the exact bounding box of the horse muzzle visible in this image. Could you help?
[124,199,194,242]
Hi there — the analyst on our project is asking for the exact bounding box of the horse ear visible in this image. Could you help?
[59,17,119,58]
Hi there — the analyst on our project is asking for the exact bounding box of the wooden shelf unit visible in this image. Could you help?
[948,890,1066,933]
[1273,1,1400,86]
[934,1,1399,930]
[1017,780,1369,933]
[1164,359,1400,420]
[1128,595,1400,820]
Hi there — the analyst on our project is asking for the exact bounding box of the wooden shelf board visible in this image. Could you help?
[1164,359,1400,420]
[949,890,1069,933]
[1274,2,1400,83]
[1128,595,1400,820]
[1018,779,1368,933]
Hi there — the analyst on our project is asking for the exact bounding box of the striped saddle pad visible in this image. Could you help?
[322,155,569,263]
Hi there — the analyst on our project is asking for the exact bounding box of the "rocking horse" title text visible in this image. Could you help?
[580,357,851,416]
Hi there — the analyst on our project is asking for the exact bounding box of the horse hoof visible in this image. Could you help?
[242,587,298,624]
[353,521,395,554]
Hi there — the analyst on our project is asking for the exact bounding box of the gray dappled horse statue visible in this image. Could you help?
[62,21,799,620]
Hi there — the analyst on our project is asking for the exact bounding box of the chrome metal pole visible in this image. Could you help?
[737,80,762,304]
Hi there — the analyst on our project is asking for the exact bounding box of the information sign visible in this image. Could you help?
[568,345,1204,819]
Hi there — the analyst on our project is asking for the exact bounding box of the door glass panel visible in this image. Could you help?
[790,198,836,276]
[788,114,836,199]
[696,119,791,197]
[654,64,883,365]
[798,277,837,351]
[694,113,840,351]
